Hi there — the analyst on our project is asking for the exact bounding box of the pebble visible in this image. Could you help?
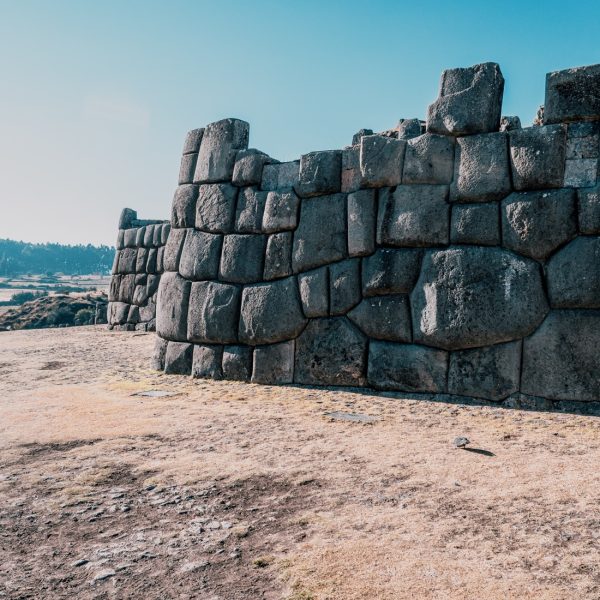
[453,436,470,448]
[71,559,88,567]
[92,569,116,582]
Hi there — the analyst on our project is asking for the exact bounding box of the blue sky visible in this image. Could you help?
[1,0,599,245]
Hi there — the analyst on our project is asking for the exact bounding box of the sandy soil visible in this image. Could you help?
[1,327,600,599]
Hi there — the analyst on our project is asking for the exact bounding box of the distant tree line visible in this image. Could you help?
[0,239,115,276]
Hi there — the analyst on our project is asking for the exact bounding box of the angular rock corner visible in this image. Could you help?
[111,61,600,407]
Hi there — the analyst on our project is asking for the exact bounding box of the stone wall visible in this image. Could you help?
[108,209,170,331]
[152,62,600,406]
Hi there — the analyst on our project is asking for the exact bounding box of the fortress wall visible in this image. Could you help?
[151,62,600,406]
[107,209,170,331]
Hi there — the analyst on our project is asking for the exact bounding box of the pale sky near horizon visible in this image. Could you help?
[1,0,600,246]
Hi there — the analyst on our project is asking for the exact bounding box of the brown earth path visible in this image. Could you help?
[1,326,600,599]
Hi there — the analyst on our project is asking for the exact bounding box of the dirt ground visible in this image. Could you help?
[1,327,600,599]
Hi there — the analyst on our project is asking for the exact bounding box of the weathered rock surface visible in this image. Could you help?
[294,318,367,386]
[295,151,342,198]
[179,153,197,185]
[448,340,521,401]
[196,184,237,233]
[368,341,447,392]
[329,259,361,315]
[191,344,223,379]
[263,232,292,280]
[347,189,376,257]
[164,341,193,375]
[219,234,266,283]
[403,133,455,185]
[451,203,500,246]
[151,337,168,371]
[182,128,204,154]
[359,135,406,187]
[252,340,295,384]
[411,247,548,350]
[179,230,222,281]
[362,249,422,296]
[501,189,576,260]
[262,191,300,233]
[232,149,273,186]
[260,161,299,191]
[163,228,187,272]
[348,295,411,342]
[222,345,252,381]
[298,267,329,317]
[171,185,198,228]
[341,146,361,193]
[156,272,191,342]
[578,184,600,234]
[235,187,268,233]
[522,310,600,401]
[239,277,307,344]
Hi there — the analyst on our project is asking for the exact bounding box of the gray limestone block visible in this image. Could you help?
[194,118,250,183]
[368,341,447,393]
[544,64,600,124]
[196,183,237,233]
[566,122,600,159]
[341,146,361,194]
[222,345,252,381]
[362,248,422,296]
[397,119,423,140]
[232,148,273,186]
[133,283,149,306]
[546,236,600,308]
[359,135,406,187]
[501,189,577,260]
[522,310,600,401]
[171,184,198,229]
[377,185,449,247]
[563,158,598,188]
[156,272,191,342]
[119,275,136,303]
[264,232,292,280]
[123,228,137,248]
[135,226,146,247]
[235,187,268,233]
[298,266,329,317]
[118,248,138,273]
[139,298,156,323]
[260,161,300,191]
[450,202,500,246]
[161,223,170,245]
[292,193,347,272]
[155,247,164,273]
[152,225,163,247]
[164,341,193,375]
[179,153,198,185]
[450,132,511,202]
[191,344,223,379]
[127,305,140,324]
[402,133,455,185]
[239,277,307,345]
[116,230,125,250]
[179,229,222,281]
[135,273,147,286]
[499,116,521,132]
[351,128,374,145]
[162,229,192,273]
[295,150,342,198]
[426,62,504,136]
[182,128,204,155]
[448,340,521,401]
[411,247,549,350]
[119,208,137,230]
[509,125,567,190]
[251,340,295,384]
[143,225,155,247]
[348,295,411,342]
[262,191,300,233]
[146,248,157,274]
[151,337,169,371]
[108,274,121,302]
[347,189,376,257]
[578,184,600,234]
[187,281,241,343]
[111,251,120,275]
[294,318,367,386]
[329,259,361,316]
[110,302,130,325]
[146,274,160,297]
[219,234,266,284]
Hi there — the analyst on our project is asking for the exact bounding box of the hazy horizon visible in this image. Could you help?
[1,0,600,246]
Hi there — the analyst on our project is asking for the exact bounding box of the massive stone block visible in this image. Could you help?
[294,318,367,386]
[295,150,342,198]
[397,118,423,140]
[118,248,137,273]
[292,193,347,272]
[151,337,168,371]
[235,187,268,233]
[222,345,252,381]
[546,236,600,308]
[509,125,567,190]
[179,229,222,281]
[182,128,204,155]
[252,340,295,384]
[238,277,307,345]
[260,161,300,191]
[578,184,600,234]
[368,342,447,393]
[377,185,449,247]
[191,344,223,379]
[163,227,187,272]
[156,272,191,341]
[219,234,266,284]
[171,185,198,229]
[427,62,504,136]
[522,310,600,401]
[450,132,511,202]
[264,232,292,280]
[402,133,455,185]
[179,153,197,185]
[232,149,273,186]
[348,295,411,342]
[347,189,376,257]
[411,247,548,350]
[359,135,406,187]
[196,183,237,233]
[164,341,193,375]
[194,118,249,183]
[501,189,577,260]
[451,203,500,246]
[329,259,361,316]
[298,266,329,317]
[544,64,600,124]
[362,248,422,296]
[262,191,300,233]
[448,341,521,401]
[341,146,361,193]
[187,281,241,343]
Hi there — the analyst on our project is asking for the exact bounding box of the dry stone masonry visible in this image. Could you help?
[108,209,170,331]
[148,62,600,407]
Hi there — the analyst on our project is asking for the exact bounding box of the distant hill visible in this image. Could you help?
[0,239,115,276]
